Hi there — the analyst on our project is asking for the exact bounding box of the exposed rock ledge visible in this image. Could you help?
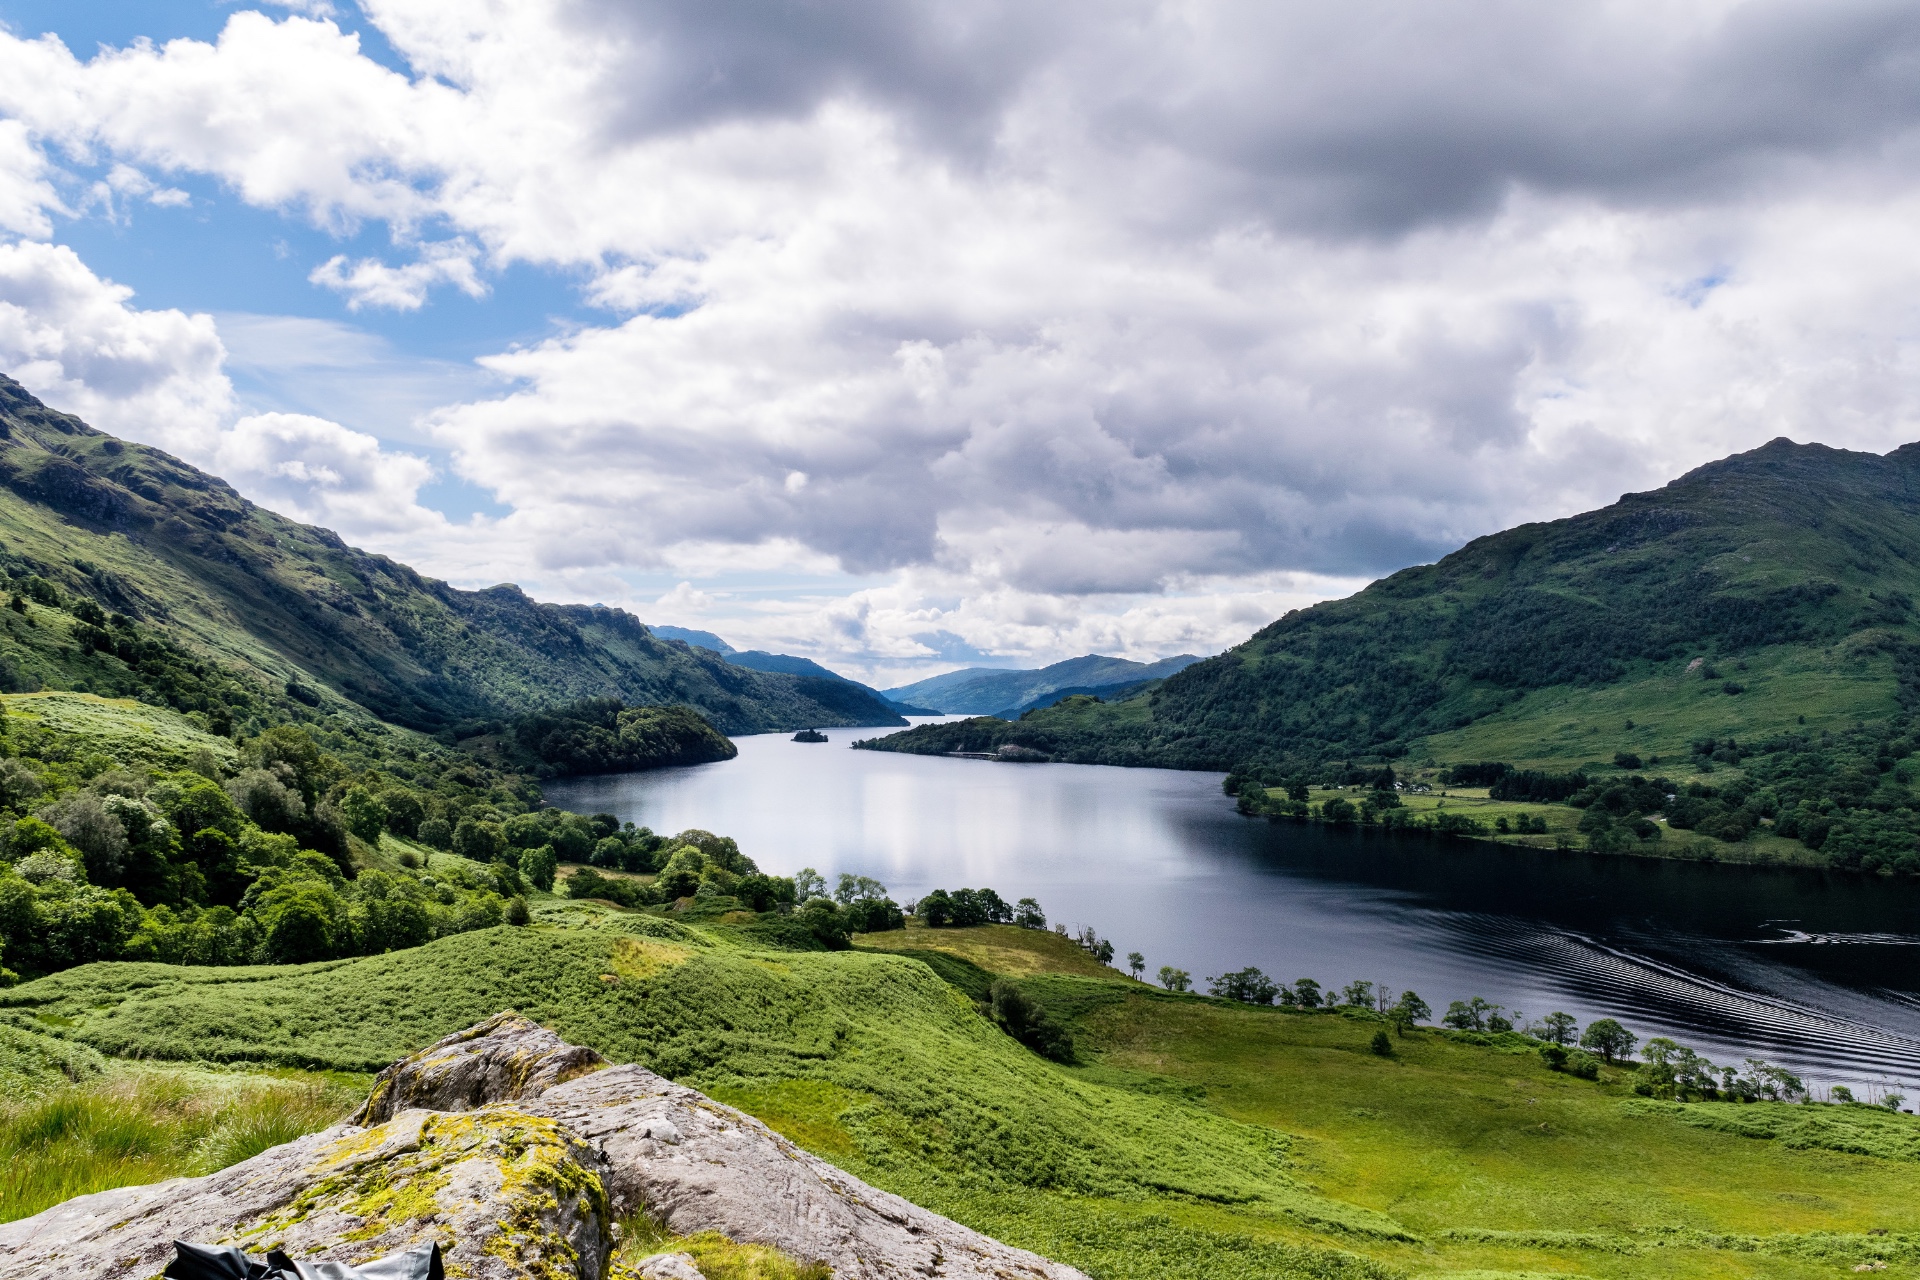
[0,1013,1088,1280]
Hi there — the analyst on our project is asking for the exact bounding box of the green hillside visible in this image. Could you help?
[9,917,1920,1279]
[0,375,900,735]
[875,438,1920,774]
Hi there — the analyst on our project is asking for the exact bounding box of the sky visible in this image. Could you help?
[2,3,1920,686]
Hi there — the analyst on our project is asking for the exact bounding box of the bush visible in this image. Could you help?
[1369,1029,1392,1056]
[1539,1044,1568,1071]
[990,980,1075,1063]
[504,895,531,926]
[1567,1050,1602,1080]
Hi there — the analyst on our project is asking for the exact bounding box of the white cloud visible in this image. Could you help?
[0,119,62,237]
[309,240,487,310]
[214,411,445,534]
[0,238,230,451]
[0,241,456,550]
[8,3,1920,668]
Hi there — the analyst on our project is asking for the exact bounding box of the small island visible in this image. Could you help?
[793,728,829,743]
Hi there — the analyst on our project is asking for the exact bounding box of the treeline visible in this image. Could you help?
[0,718,544,979]
[1193,967,1839,1104]
[565,860,908,950]
[1424,719,1920,870]
[497,699,737,778]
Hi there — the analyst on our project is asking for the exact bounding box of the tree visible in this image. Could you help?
[1443,996,1499,1031]
[918,888,955,926]
[1580,1017,1636,1064]
[452,817,505,864]
[379,788,424,837]
[1341,980,1374,1008]
[834,873,888,905]
[504,895,531,926]
[1013,897,1046,929]
[1322,797,1357,824]
[1158,966,1192,992]
[339,786,388,845]
[1540,1011,1577,1046]
[41,793,129,886]
[1390,991,1430,1034]
[656,846,706,900]
[1127,951,1145,979]
[793,867,828,902]
[518,845,558,893]
[1209,967,1279,1004]
[1370,1029,1393,1056]
[417,817,453,850]
[1292,978,1323,1008]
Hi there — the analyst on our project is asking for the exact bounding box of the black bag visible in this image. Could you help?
[165,1240,444,1280]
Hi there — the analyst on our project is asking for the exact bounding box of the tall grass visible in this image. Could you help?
[0,1070,358,1223]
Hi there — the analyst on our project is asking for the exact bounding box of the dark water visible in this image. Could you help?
[545,721,1920,1091]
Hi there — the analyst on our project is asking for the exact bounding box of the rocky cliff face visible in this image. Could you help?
[0,1012,1088,1280]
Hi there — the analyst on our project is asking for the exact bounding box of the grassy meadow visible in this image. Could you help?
[7,913,1920,1278]
[1415,643,1900,774]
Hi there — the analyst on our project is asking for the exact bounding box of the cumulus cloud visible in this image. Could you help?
[213,411,445,534]
[0,238,231,450]
[0,242,452,549]
[309,240,487,310]
[8,2,1920,668]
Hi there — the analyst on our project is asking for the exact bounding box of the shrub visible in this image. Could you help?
[990,980,1075,1063]
[1370,1030,1392,1056]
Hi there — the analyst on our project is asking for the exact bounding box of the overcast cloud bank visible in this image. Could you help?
[0,0,1919,680]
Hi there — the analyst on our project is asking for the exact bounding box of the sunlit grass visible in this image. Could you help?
[614,1213,832,1280]
[0,1067,362,1223]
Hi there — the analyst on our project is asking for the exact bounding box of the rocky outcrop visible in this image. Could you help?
[354,1012,609,1124]
[0,1103,613,1280]
[0,1013,1088,1280]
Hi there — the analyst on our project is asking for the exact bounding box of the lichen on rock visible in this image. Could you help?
[0,1011,1086,1280]
[355,1011,608,1126]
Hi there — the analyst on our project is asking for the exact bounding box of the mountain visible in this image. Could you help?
[723,649,936,716]
[882,654,1203,715]
[649,625,734,653]
[0,375,903,736]
[868,437,1920,774]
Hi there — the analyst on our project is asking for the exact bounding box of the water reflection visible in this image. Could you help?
[544,722,1920,1088]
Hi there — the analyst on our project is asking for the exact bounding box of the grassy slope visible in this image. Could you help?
[1,690,239,770]
[9,918,1920,1278]
[0,375,900,735]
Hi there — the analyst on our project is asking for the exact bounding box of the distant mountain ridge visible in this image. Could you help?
[649,625,735,653]
[883,653,1203,715]
[722,649,937,717]
[0,375,903,735]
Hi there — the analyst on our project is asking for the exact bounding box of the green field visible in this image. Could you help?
[7,916,1920,1278]
[1418,643,1900,773]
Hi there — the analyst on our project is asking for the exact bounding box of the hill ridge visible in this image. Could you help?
[0,375,902,736]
